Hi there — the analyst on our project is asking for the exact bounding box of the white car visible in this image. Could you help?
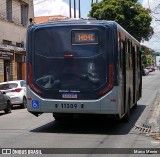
[0,80,27,108]
[144,68,149,76]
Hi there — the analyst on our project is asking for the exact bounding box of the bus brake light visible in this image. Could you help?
[98,64,114,96]
[29,63,42,94]
[64,54,74,58]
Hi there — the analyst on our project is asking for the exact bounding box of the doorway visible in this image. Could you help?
[4,60,10,82]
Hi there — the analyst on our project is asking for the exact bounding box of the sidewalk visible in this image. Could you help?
[146,90,160,140]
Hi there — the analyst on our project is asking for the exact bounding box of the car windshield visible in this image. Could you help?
[0,83,18,90]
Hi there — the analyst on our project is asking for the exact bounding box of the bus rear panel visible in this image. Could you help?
[26,20,141,120]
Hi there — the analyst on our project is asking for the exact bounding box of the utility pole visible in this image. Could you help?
[69,0,71,18]
[74,0,76,18]
[79,0,81,18]
[69,0,81,18]
[91,0,98,3]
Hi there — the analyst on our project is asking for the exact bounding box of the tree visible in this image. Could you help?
[88,0,154,42]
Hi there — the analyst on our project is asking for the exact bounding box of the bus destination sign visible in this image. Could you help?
[72,30,98,45]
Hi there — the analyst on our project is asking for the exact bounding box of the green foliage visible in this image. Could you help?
[147,57,151,65]
[88,0,154,42]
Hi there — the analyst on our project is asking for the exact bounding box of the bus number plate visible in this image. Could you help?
[62,93,77,99]
[61,104,77,109]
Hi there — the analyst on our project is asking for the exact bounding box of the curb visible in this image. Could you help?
[132,89,160,140]
[135,90,159,127]
[146,90,160,139]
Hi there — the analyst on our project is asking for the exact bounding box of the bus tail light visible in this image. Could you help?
[98,64,114,96]
[64,54,74,58]
[11,88,22,92]
[28,63,42,94]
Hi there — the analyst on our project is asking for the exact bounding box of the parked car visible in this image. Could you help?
[154,66,158,70]
[150,66,155,72]
[144,68,149,76]
[146,66,155,72]
[0,80,27,108]
[142,68,149,76]
[0,91,11,114]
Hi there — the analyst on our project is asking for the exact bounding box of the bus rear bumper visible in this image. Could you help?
[27,88,119,116]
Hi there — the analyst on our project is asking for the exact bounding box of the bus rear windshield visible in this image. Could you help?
[33,27,107,92]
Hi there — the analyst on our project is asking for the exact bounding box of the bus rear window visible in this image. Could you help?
[34,28,100,58]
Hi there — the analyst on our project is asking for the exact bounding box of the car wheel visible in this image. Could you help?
[21,97,27,109]
[4,101,12,114]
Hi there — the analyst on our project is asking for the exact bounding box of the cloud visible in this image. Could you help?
[34,0,79,18]
[142,0,160,52]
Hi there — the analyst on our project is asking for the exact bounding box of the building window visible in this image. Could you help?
[21,3,29,26]
[3,40,12,46]
[16,42,24,48]
[6,0,12,21]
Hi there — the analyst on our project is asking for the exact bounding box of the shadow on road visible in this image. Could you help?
[31,104,146,135]
[0,112,5,116]
[12,105,23,110]
[0,106,25,116]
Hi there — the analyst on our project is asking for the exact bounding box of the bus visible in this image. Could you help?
[26,19,142,122]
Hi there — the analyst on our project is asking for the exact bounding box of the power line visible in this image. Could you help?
[147,0,160,21]
[153,34,160,40]
[147,0,151,10]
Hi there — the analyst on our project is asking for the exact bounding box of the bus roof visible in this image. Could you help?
[30,19,117,28]
[28,19,140,44]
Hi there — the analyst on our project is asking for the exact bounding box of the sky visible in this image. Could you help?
[33,0,160,52]
[34,0,95,18]
[142,0,160,52]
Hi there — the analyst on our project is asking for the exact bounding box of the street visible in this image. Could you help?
[0,70,160,157]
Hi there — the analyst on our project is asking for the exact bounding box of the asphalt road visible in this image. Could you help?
[0,70,160,157]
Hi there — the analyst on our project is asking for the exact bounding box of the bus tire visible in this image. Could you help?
[53,113,73,121]
[121,94,130,122]
[133,102,137,109]
[53,113,63,121]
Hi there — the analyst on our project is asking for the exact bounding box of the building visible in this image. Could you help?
[34,15,69,24]
[0,0,34,82]
[141,45,155,67]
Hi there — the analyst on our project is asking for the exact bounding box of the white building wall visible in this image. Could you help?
[0,20,26,46]
[0,0,34,82]
[0,0,34,46]
[12,0,21,24]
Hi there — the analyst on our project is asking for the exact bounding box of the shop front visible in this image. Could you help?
[0,49,14,82]
[15,51,26,80]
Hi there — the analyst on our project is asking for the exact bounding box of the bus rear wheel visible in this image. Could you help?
[53,113,73,121]
[121,94,130,122]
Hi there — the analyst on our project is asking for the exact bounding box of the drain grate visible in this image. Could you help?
[131,124,152,134]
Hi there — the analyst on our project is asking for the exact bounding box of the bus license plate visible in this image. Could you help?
[62,93,77,99]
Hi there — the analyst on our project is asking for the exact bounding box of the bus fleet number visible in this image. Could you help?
[61,104,77,109]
